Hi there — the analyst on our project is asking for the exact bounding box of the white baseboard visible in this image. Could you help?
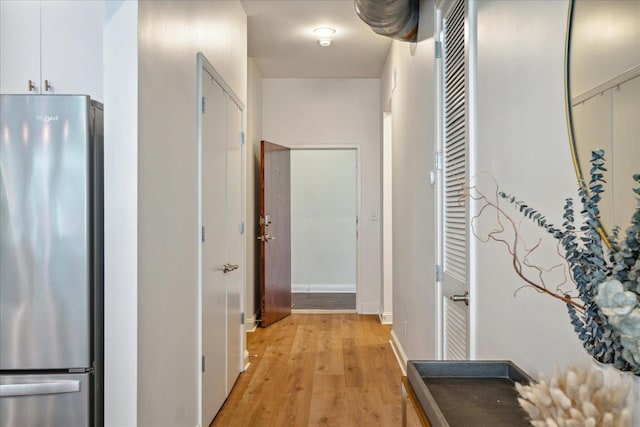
[244,314,257,333]
[291,283,356,293]
[378,311,393,325]
[359,303,380,315]
[390,329,408,376]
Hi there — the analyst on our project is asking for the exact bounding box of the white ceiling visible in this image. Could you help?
[240,0,392,78]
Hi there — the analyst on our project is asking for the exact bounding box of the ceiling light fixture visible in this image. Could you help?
[313,27,336,37]
[313,27,335,48]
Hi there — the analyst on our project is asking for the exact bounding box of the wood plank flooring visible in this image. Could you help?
[209,314,414,426]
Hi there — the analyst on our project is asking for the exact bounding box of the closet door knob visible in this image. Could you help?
[28,80,36,92]
[44,80,52,91]
[223,263,239,273]
[450,291,470,306]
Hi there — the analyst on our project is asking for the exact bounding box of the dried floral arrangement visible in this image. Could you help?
[515,363,634,427]
[466,150,640,374]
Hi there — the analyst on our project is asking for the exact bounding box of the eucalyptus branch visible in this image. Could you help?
[464,151,637,371]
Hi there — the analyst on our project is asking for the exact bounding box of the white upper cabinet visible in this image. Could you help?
[0,1,103,102]
[41,1,103,101]
[0,1,41,94]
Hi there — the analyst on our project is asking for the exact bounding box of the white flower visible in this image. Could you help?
[595,280,637,316]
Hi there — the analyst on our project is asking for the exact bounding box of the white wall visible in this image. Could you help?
[104,2,138,425]
[104,1,247,426]
[473,0,590,375]
[262,79,381,313]
[290,149,357,293]
[381,0,438,360]
[383,0,592,377]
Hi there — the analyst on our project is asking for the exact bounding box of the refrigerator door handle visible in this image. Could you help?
[0,380,80,397]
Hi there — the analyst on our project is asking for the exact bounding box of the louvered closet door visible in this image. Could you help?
[440,0,469,360]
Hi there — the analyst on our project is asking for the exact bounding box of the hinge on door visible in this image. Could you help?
[201,97,206,113]
[240,222,245,235]
[201,226,206,242]
[435,41,442,59]
[436,265,443,281]
[241,312,245,325]
[435,151,443,170]
[356,216,359,239]
[240,131,245,145]
[202,356,205,372]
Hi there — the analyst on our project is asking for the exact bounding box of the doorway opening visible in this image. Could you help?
[289,148,359,312]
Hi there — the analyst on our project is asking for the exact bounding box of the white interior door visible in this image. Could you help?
[438,0,470,361]
[201,69,228,425]
[225,98,243,393]
[199,53,246,424]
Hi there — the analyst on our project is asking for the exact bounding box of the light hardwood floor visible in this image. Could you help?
[209,314,414,426]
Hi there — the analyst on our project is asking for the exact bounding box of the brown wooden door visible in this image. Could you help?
[259,141,291,327]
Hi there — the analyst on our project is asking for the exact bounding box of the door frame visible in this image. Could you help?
[196,52,246,426]
[287,145,362,313]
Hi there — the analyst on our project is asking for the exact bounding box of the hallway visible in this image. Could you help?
[210,314,408,426]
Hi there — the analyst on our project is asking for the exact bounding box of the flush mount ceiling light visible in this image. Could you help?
[313,27,336,37]
[313,27,336,47]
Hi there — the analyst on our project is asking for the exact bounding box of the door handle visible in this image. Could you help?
[223,263,239,273]
[257,234,275,241]
[0,380,80,397]
[449,291,469,306]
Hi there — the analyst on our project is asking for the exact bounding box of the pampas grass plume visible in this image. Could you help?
[516,363,634,427]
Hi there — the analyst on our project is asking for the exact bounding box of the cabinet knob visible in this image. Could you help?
[44,80,52,92]
[28,80,36,92]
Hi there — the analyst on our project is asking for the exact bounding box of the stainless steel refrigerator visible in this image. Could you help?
[0,95,103,427]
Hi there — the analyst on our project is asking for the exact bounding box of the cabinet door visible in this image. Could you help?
[41,1,103,102]
[0,1,41,94]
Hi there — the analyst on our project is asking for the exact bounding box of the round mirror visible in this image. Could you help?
[566,0,640,235]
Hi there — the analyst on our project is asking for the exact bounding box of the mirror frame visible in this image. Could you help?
[564,0,581,185]
[564,0,612,246]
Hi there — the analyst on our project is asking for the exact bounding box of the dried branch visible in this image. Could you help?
[463,174,585,312]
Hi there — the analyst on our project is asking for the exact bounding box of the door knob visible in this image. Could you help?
[223,263,239,273]
[450,291,469,306]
